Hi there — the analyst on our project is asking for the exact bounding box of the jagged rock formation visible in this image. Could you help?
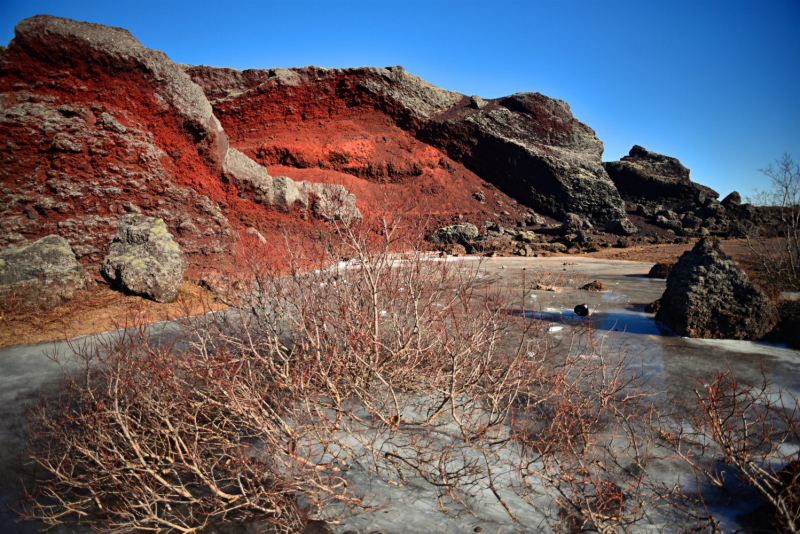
[604,146,718,203]
[655,238,778,339]
[0,235,92,307]
[184,65,627,225]
[223,148,361,221]
[101,215,185,302]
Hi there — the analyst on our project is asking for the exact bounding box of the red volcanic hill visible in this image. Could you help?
[1,15,638,276]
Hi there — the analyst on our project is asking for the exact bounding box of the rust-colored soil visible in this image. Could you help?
[0,280,226,348]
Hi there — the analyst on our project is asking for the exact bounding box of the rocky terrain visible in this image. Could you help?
[0,15,790,313]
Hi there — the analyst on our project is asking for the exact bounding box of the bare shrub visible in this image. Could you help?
[669,365,800,533]
[742,153,800,291]
[20,196,728,533]
[508,319,699,533]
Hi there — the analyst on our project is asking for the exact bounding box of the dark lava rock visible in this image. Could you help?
[604,218,639,236]
[644,299,661,314]
[574,304,590,316]
[647,262,673,278]
[0,235,91,308]
[101,215,186,303]
[421,92,627,225]
[429,223,480,245]
[655,238,778,339]
[581,280,607,291]
[721,191,742,208]
[765,299,800,349]
[603,145,718,203]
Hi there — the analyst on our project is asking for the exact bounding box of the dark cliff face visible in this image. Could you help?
[184,65,627,225]
[604,145,718,203]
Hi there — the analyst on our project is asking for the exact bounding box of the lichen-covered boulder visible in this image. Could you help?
[101,215,185,302]
[0,235,91,308]
[429,223,480,245]
[655,238,778,339]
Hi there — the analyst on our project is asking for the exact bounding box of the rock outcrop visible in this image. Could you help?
[655,238,778,339]
[0,235,91,307]
[604,146,718,204]
[185,65,627,225]
[222,148,361,221]
[101,215,185,302]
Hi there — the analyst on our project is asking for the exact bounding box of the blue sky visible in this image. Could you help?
[1,0,798,199]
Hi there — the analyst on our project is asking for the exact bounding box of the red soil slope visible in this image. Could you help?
[186,65,532,229]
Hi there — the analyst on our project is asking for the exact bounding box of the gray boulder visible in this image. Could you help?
[604,218,639,236]
[656,216,683,232]
[563,213,594,232]
[0,235,91,308]
[655,238,778,339]
[429,223,480,245]
[101,215,186,303]
[470,95,488,109]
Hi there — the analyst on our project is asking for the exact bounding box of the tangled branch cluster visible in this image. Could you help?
[19,201,800,533]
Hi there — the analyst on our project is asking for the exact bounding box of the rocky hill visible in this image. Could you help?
[184,64,626,225]
[1,15,736,278]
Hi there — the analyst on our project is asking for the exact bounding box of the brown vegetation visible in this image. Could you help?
[0,280,225,348]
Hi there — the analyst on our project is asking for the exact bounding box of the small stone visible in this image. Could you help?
[581,280,607,291]
[647,262,672,278]
[605,218,639,236]
[23,206,38,219]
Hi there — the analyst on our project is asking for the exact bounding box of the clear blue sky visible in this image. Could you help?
[1,0,798,200]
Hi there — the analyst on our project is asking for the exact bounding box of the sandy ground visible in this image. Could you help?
[0,280,226,348]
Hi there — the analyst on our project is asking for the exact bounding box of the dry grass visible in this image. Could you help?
[0,280,227,348]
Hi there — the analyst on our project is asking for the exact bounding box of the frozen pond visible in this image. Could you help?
[1,256,797,533]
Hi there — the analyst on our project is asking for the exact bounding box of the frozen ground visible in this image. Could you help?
[1,257,797,533]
